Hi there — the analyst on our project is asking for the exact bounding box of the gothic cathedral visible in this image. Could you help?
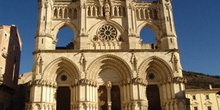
[26,0,189,109]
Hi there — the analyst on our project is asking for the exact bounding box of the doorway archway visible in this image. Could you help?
[147,85,161,110]
[57,87,70,110]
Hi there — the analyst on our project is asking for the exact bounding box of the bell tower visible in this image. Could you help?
[159,0,178,49]
[27,0,189,109]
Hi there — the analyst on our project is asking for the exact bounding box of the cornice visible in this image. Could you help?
[32,49,180,55]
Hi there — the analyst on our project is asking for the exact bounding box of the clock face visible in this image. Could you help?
[148,73,155,80]
[60,75,67,81]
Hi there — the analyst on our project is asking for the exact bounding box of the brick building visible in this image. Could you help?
[0,25,22,109]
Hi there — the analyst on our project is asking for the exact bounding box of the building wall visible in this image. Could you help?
[0,25,22,110]
[0,25,10,83]
[186,89,220,110]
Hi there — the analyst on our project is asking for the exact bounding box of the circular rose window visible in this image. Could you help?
[97,25,117,41]
[60,75,67,81]
[148,73,155,80]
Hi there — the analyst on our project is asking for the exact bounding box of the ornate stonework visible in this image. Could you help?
[26,0,189,110]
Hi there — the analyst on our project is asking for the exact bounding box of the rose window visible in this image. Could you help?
[60,75,67,81]
[148,73,155,80]
[97,25,117,41]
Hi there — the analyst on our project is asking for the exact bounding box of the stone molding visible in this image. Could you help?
[159,77,187,84]
[25,102,56,110]
[28,79,57,87]
[76,79,98,87]
[120,78,148,86]
[172,77,187,84]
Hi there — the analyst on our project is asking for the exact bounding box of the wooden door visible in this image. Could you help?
[147,85,161,110]
[57,87,70,110]
[111,86,121,110]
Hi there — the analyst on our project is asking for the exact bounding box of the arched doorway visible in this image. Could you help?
[57,87,70,110]
[97,69,121,110]
[98,85,121,110]
[147,85,161,110]
[111,86,121,110]
[56,73,71,110]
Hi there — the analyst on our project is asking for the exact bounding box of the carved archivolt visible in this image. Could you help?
[138,56,172,80]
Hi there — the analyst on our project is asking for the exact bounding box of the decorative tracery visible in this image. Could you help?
[97,25,117,41]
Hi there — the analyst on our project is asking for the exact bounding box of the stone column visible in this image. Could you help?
[105,81,112,110]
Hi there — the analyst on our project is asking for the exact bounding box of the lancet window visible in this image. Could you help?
[53,7,77,19]
[87,5,126,17]
[136,7,158,20]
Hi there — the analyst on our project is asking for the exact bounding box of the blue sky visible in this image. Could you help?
[0,0,220,76]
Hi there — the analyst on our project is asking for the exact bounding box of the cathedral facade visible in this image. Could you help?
[26,0,189,109]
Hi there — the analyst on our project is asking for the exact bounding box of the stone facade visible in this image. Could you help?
[0,25,22,109]
[26,0,189,110]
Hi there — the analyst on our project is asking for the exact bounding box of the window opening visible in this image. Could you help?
[57,87,70,110]
[140,27,156,44]
[206,95,209,99]
[147,85,161,110]
[12,57,16,83]
[56,26,74,50]
[170,38,173,43]
[208,106,211,110]
[193,95,196,100]
[194,107,198,110]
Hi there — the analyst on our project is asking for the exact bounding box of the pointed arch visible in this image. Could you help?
[42,57,80,82]
[87,54,132,81]
[138,56,172,81]
[52,21,78,39]
[137,21,160,40]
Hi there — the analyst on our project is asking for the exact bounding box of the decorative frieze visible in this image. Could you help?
[77,79,98,87]
[120,78,148,86]
[28,79,57,87]
[159,77,187,84]
[172,77,187,84]
[25,102,55,110]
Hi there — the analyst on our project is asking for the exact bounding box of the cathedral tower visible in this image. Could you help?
[26,0,189,109]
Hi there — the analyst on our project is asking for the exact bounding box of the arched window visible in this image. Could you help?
[140,27,156,43]
[56,26,74,49]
